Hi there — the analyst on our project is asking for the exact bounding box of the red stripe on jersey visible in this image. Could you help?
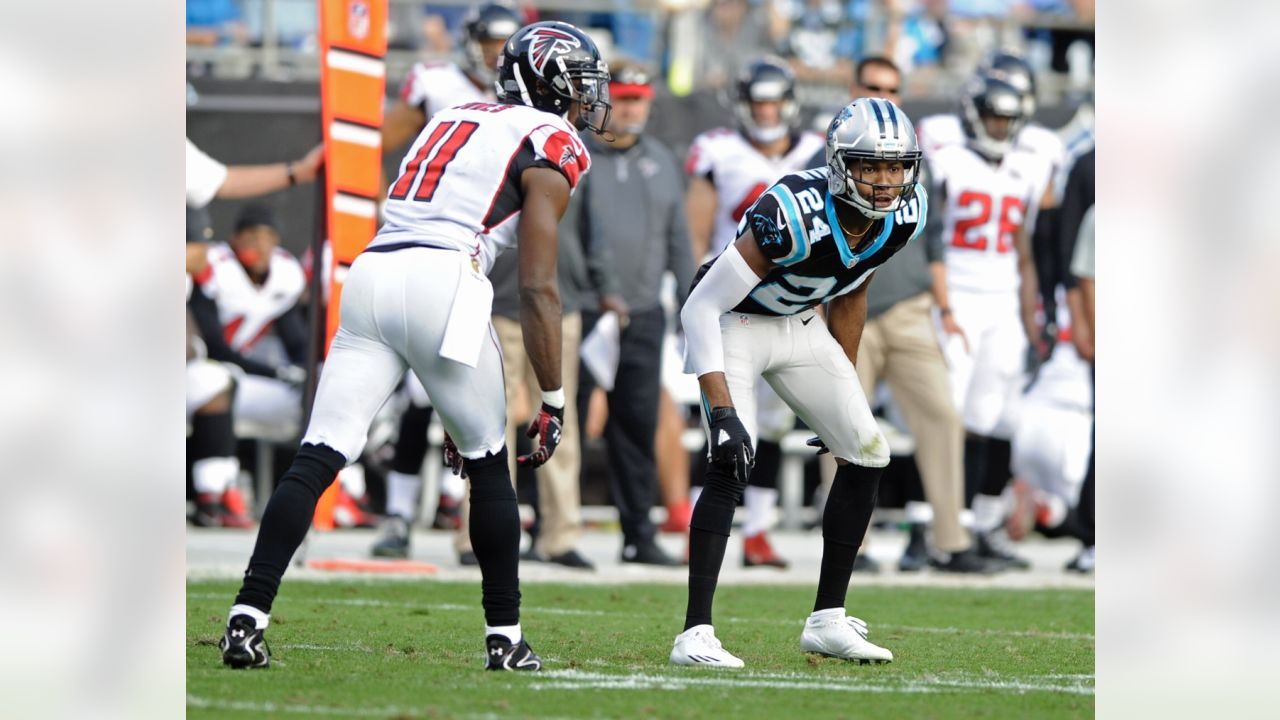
[388,122,451,200]
[222,316,244,346]
[684,144,701,176]
[731,182,768,223]
[540,129,586,189]
[415,121,479,202]
[479,123,561,231]
[193,264,214,287]
[398,67,415,104]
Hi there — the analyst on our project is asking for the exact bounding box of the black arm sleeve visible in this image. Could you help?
[188,283,278,378]
[922,161,947,259]
[275,302,310,366]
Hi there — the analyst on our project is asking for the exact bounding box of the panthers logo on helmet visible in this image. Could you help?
[526,27,581,76]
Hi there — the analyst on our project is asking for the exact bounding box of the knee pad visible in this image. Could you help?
[280,443,347,499]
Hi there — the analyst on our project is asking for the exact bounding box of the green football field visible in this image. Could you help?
[187,579,1093,718]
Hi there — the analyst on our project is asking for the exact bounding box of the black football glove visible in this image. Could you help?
[517,402,564,468]
[708,406,754,482]
[442,432,467,479]
[806,436,830,455]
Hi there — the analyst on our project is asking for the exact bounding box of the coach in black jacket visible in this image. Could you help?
[573,64,695,566]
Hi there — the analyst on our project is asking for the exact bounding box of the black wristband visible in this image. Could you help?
[709,406,738,423]
[542,402,565,421]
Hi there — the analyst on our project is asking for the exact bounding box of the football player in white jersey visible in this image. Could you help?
[928,75,1046,569]
[370,2,522,560]
[381,3,521,156]
[672,98,925,668]
[220,21,611,673]
[685,57,826,568]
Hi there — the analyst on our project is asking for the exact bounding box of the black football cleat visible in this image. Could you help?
[484,634,543,671]
[220,614,270,669]
[370,516,411,559]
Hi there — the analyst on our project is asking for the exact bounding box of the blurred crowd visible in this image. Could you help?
[186,1,1094,575]
[187,1,1094,101]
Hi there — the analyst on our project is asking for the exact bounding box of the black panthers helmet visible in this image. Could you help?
[497,21,611,134]
[734,57,799,144]
[960,74,1028,161]
[460,3,522,87]
[980,51,1037,117]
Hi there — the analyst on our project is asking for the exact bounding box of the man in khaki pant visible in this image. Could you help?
[454,190,616,569]
[811,56,998,573]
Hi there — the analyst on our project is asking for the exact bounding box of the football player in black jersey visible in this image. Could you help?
[672,97,925,667]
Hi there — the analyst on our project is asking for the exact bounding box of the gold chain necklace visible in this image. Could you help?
[836,211,875,240]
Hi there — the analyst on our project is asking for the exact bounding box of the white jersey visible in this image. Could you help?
[200,243,305,353]
[932,142,1047,294]
[1027,287,1093,410]
[917,113,1063,204]
[398,61,490,117]
[373,102,591,273]
[685,129,825,257]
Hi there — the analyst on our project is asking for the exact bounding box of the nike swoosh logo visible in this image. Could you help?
[801,317,814,325]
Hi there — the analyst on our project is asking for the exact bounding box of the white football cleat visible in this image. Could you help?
[800,611,893,664]
[670,624,745,668]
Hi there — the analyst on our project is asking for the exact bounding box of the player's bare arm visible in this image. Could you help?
[1015,223,1041,347]
[686,175,718,262]
[218,143,324,199]
[826,273,874,368]
[381,101,428,155]
[685,230,772,409]
[517,166,572,395]
[1067,282,1094,363]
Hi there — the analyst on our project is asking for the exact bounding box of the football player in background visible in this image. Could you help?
[684,57,826,569]
[219,21,611,672]
[927,74,1049,569]
[369,1,523,560]
[672,98,925,667]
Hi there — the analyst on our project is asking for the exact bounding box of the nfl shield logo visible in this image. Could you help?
[348,0,370,40]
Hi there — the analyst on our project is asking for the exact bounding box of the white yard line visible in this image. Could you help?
[186,695,575,720]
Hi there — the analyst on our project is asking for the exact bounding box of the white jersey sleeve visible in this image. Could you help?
[917,114,965,160]
[374,102,591,273]
[186,139,228,209]
[398,62,489,117]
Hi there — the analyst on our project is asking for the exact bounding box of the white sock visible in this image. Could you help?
[440,466,465,500]
[742,486,777,537]
[192,457,239,495]
[689,485,703,509]
[904,500,934,524]
[972,494,1005,533]
[229,604,269,629]
[385,470,422,520]
[338,465,366,498]
[959,508,975,528]
[809,607,844,621]
[485,623,521,644]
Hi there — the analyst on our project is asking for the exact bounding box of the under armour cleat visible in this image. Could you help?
[220,614,270,669]
[484,635,543,671]
[670,625,745,668]
[800,612,893,664]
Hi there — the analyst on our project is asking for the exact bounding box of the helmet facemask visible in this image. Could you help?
[550,59,612,134]
[961,79,1027,161]
[829,151,920,220]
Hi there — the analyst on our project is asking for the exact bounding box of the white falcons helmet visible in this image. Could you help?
[825,98,922,220]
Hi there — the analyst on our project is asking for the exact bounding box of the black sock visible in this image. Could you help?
[749,440,781,489]
[685,461,747,630]
[391,404,433,474]
[963,436,988,507]
[190,410,236,463]
[814,462,883,613]
[235,443,345,613]
[1077,445,1095,547]
[466,447,521,627]
[983,437,1013,496]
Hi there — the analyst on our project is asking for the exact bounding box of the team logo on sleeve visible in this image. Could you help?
[750,209,785,248]
[526,28,581,76]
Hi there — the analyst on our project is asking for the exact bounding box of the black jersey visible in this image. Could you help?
[691,168,927,316]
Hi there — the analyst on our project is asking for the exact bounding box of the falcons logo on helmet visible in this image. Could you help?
[526,27,581,77]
